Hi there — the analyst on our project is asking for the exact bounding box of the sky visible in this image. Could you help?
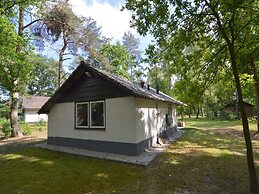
[69,0,152,51]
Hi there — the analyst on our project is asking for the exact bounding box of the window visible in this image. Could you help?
[75,100,105,129]
[76,102,89,128]
[90,101,105,128]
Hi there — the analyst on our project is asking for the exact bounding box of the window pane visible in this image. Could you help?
[91,102,104,127]
[76,103,88,127]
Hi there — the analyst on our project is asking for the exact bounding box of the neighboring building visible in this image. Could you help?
[38,61,184,156]
[22,96,50,123]
[222,101,255,118]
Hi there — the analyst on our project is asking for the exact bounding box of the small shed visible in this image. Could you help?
[223,101,255,118]
[22,96,50,123]
[38,61,184,156]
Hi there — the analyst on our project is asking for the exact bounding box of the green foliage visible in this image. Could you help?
[220,111,237,121]
[122,31,143,80]
[0,0,46,17]
[20,122,32,135]
[43,1,79,42]
[125,0,259,118]
[0,16,32,94]
[0,118,12,138]
[99,42,132,79]
[27,54,57,96]
[240,73,256,104]
[0,101,10,119]
[35,120,47,131]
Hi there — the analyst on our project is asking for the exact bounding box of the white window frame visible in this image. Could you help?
[75,102,89,128]
[90,100,105,128]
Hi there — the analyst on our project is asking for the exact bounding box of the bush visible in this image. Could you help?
[0,118,12,138]
[36,120,47,127]
[0,102,10,119]
[20,122,32,135]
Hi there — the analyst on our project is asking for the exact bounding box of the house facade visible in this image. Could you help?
[22,96,50,123]
[39,61,183,156]
[223,101,255,118]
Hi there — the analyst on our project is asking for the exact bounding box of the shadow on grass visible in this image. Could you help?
[0,139,47,154]
[0,127,258,194]
[120,127,255,193]
[0,146,144,194]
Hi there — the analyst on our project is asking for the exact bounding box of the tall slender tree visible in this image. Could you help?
[122,31,142,79]
[32,0,103,87]
[0,0,46,137]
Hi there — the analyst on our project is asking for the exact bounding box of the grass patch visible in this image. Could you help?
[0,118,259,193]
[0,148,143,194]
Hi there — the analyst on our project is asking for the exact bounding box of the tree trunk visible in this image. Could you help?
[10,92,22,137]
[206,99,209,118]
[196,107,199,118]
[235,91,240,119]
[57,31,68,88]
[254,82,259,131]
[201,107,204,117]
[10,5,24,137]
[250,59,259,132]
[229,45,259,193]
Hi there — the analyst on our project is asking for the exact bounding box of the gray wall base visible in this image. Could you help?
[47,136,153,156]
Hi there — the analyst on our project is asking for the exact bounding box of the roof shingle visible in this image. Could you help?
[23,96,50,110]
[38,61,184,114]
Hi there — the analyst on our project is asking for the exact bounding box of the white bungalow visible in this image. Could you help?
[22,96,50,123]
[38,61,184,156]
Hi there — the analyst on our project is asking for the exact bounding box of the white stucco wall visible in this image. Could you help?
[24,110,48,123]
[135,98,177,143]
[48,96,178,144]
[48,97,137,143]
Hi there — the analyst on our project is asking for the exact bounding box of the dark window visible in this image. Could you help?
[90,101,105,128]
[76,102,89,128]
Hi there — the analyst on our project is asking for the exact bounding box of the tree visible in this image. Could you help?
[238,46,259,131]
[27,54,57,96]
[0,0,46,137]
[41,1,80,87]
[125,0,259,192]
[1,9,29,137]
[32,0,103,87]
[122,31,142,80]
[99,42,133,79]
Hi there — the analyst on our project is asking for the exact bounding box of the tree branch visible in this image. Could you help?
[23,19,42,29]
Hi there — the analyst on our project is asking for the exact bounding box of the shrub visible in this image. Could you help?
[0,119,12,138]
[20,122,32,135]
[35,120,47,132]
[36,120,47,127]
[0,102,10,119]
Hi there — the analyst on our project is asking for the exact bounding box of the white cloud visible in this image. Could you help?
[70,0,137,42]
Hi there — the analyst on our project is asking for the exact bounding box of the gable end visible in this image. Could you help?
[58,73,130,103]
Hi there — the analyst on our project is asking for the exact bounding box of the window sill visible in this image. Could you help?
[75,127,106,131]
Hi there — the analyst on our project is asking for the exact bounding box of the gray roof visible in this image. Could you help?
[23,96,50,110]
[38,61,184,114]
[96,67,183,105]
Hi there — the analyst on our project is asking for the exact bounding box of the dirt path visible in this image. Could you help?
[0,132,47,154]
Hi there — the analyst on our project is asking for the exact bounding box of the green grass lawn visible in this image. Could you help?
[0,118,259,193]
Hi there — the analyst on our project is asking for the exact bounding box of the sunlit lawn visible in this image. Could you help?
[0,118,259,193]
